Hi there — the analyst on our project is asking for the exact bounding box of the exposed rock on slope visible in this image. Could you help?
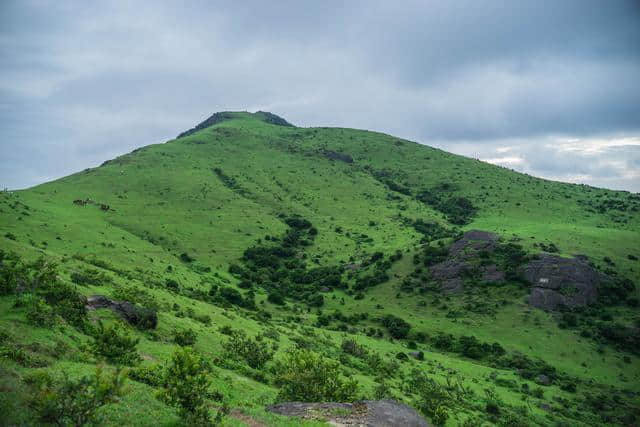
[87,295,157,329]
[428,230,605,311]
[267,400,430,426]
[521,254,602,310]
[430,230,505,292]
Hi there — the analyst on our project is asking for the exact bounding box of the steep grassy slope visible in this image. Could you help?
[1,111,639,426]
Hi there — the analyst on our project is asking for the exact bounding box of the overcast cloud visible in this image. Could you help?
[1,0,639,191]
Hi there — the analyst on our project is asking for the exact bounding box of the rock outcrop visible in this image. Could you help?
[429,230,505,292]
[267,400,430,427]
[86,295,157,329]
[521,254,602,310]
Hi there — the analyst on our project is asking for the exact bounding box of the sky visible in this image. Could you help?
[1,0,639,191]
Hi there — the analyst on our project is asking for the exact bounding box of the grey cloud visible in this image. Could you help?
[0,0,639,190]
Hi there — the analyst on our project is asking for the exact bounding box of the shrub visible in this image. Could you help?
[180,252,195,263]
[273,349,359,402]
[173,328,197,347]
[222,331,274,369]
[31,365,125,427]
[380,314,411,339]
[165,279,179,291]
[158,347,224,425]
[25,295,56,327]
[405,369,450,425]
[432,406,449,426]
[90,322,141,366]
[267,291,285,305]
[129,363,164,386]
[70,268,111,286]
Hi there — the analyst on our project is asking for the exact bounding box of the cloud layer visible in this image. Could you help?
[1,0,639,191]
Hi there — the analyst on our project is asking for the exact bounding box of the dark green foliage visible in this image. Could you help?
[70,268,112,286]
[222,330,274,369]
[597,323,640,354]
[173,328,197,347]
[128,363,164,386]
[179,252,194,263]
[416,183,477,225]
[214,286,254,309]
[420,245,449,267]
[306,293,324,307]
[267,291,285,305]
[0,253,88,327]
[499,352,558,382]
[599,277,636,305]
[433,333,505,360]
[233,217,346,304]
[158,347,225,425]
[24,295,56,327]
[380,314,411,339]
[29,366,126,427]
[341,339,368,359]
[411,220,455,241]
[213,167,247,196]
[273,349,358,402]
[284,216,312,229]
[90,322,141,366]
[404,369,450,426]
[165,278,179,291]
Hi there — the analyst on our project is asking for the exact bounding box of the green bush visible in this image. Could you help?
[405,369,450,425]
[90,322,141,366]
[70,268,112,286]
[223,331,274,369]
[267,291,285,305]
[380,314,411,339]
[129,363,164,386]
[273,349,358,402]
[25,295,56,327]
[173,328,197,347]
[30,365,125,427]
[158,347,225,425]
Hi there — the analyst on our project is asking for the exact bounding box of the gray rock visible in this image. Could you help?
[521,254,603,310]
[430,230,505,292]
[87,295,157,329]
[267,399,430,426]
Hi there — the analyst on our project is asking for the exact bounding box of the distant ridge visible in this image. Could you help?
[177,111,293,138]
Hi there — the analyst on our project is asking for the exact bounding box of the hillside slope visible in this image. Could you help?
[1,111,638,426]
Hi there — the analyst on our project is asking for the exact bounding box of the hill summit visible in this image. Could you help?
[177,110,293,138]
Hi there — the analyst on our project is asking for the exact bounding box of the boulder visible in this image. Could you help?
[267,400,430,427]
[86,295,157,329]
[521,254,602,310]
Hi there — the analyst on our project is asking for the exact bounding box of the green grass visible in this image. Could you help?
[1,111,638,426]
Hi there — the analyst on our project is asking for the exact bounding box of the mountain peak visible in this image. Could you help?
[177,111,293,138]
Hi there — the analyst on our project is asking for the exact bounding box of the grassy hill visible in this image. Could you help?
[1,111,638,426]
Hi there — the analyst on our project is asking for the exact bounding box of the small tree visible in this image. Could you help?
[32,365,126,427]
[91,322,141,366]
[222,331,274,369]
[158,347,225,425]
[273,349,358,402]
